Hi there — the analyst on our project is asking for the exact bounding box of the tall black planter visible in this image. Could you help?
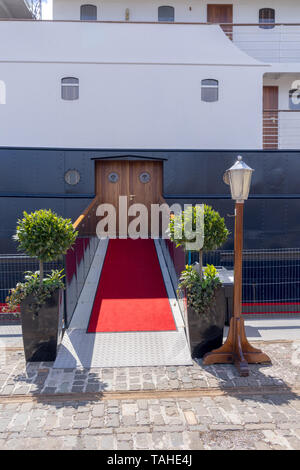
[20,289,64,362]
[187,286,226,359]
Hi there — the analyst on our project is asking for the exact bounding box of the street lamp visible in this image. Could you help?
[203,156,271,377]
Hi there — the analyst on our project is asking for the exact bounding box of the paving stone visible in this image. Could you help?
[92,404,105,417]
[137,399,148,410]
[74,412,90,421]
[254,441,272,450]
[122,415,138,426]
[134,433,151,449]
[122,404,138,416]
[169,432,184,448]
[185,431,204,450]
[106,415,120,428]
[100,435,115,450]
[184,410,198,425]
[0,419,11,432]
[152,414,165,426]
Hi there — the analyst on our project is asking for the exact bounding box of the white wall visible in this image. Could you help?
[0,21,265,149]
[51,1,300,64]
[52,0,300,23]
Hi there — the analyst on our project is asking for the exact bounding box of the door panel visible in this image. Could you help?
[207,4,233,40]
[263,86,279,149]
[95,160,163,237]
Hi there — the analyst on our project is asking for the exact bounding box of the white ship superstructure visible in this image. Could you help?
[0,1,299,256]
[0,0,299,149]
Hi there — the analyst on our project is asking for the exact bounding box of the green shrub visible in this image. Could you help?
[168,204,229,251]
[168,204,229,278]
[3,210,77,313]
[4,270,65,314]
[178,264,221,315]
[14,209,77,263]
[14,209,77,284]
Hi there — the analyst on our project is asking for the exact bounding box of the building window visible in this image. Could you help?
[158,6,175,22]
[201,79,219,102]
[259,8,275,29]
[80,4,97,21]
[61,77,79,101]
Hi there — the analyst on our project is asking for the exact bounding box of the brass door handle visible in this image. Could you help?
[129,195,136,200]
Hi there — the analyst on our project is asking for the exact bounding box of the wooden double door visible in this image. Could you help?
[95,160,163,237]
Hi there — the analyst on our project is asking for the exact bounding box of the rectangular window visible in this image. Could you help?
[61,77,79,101]
[259,8,275,29]
[201,79,219,102]
[80,4,97,21]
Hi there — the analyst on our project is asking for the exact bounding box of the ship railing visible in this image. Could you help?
[0,18,299,62]
[64,196,101,325]
[263,109,300,150]
[221,23,300,63]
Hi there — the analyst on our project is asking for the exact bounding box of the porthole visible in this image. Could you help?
[108,172,119,183]
[139,172,151,183]
[65,169,81,185]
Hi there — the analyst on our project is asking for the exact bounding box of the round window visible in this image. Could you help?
[64,169,80,185]
[108,172,119,183]
[139,172,151,184]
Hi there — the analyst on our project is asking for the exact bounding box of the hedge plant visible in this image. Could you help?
[178,264,221,315]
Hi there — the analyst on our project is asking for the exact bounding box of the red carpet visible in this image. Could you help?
[88,239,176,333]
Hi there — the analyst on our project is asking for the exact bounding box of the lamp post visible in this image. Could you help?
[203,156,271,377]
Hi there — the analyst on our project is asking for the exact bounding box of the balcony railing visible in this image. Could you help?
[263,110,300,149]
[222,23,300,63]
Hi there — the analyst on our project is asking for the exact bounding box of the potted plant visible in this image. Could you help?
[4,209,77,362]
[168,204,229,358]
[178,264,227,358]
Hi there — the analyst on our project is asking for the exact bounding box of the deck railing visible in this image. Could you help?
[63,197,101,325]
[222,23,300,63]
[1,19,300,63]
[263,110,300,149]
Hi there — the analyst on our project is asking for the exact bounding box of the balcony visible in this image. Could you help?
[222,23,300,63]
[263,110,300,149]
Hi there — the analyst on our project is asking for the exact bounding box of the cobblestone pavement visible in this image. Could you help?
[0,341,299,450]
[0,392,299,450]
[0,341,299,396]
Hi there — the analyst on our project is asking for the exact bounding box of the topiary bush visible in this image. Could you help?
[168,204,229,278]
[4,210,78,313]
[13,209,78,284]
